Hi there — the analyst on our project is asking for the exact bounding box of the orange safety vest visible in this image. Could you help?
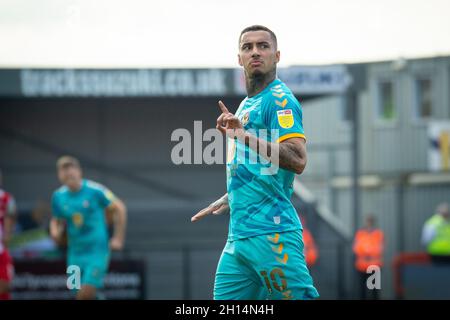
[303,228,318,267]
[353,228,384,272]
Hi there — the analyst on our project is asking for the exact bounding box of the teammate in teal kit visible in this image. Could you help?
[192,25,319,300]
[50,156,127,300]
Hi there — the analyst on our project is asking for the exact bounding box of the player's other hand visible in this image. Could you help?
[191,198,229,223]
[216,100,245,139]
[50,228,65,247]
[110,236,124,251]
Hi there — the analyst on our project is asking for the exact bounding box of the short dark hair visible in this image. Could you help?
[56,155,81,170]
[239,25,278,49]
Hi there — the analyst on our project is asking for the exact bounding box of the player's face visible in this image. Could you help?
[238,30,280,77]
[58,165,82,190]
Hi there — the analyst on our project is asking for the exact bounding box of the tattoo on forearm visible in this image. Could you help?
[278,142,305,172]
[244,133,306,173]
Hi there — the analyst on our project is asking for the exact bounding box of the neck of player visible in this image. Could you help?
[68,180,82,192]
[245,69,276,98]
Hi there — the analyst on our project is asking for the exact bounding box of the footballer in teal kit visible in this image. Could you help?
[192,25,319,300]
[50,156,127,300]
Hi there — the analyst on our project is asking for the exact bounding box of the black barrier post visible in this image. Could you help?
[397,176,406,253]
[336,242,348,299]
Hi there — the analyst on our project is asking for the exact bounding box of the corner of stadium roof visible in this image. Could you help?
[0,65,357,99]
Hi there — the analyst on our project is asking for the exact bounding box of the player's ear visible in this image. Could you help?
[238,54,243,67]
[276,50,280,63]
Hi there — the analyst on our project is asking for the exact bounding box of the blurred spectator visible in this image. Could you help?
[353,214,384,300]
[300,217,318,269]
[0,169,17,300]
[421,203,450,263]
[303,228,318,268]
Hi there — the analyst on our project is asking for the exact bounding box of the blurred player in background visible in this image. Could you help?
[192,25,319,300]
[50,156,127,300]
[0,170,17,300]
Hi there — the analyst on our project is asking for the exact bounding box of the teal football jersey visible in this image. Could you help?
[226,78,306,241]
[51,179,115,256]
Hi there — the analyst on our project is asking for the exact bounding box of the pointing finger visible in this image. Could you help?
[218,100,230,114]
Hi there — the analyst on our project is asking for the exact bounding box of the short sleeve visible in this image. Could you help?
[262,93,306,143]
[96,184,116,209]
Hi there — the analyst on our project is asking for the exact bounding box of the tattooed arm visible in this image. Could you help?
[277,137,307,174]
[240,134,307,174]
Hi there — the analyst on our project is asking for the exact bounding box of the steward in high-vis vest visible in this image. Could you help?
[353,216,384,272]
[303,228,318,268]
[422,203,450,260]
[353,215,384,300]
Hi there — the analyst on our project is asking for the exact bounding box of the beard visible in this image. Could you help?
[244,65,276,96]
[246,66,269,86]
[249,70,265,85]
[250,68,265,78]
[247,62,277,80]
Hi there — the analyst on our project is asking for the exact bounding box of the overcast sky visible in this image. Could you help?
[0,0,449,68]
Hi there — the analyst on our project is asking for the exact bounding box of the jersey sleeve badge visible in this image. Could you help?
[277,109,294,129]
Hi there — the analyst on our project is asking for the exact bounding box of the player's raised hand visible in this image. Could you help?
[216,100,244,138]
[218,100,231,114]
[216,100,232,134]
